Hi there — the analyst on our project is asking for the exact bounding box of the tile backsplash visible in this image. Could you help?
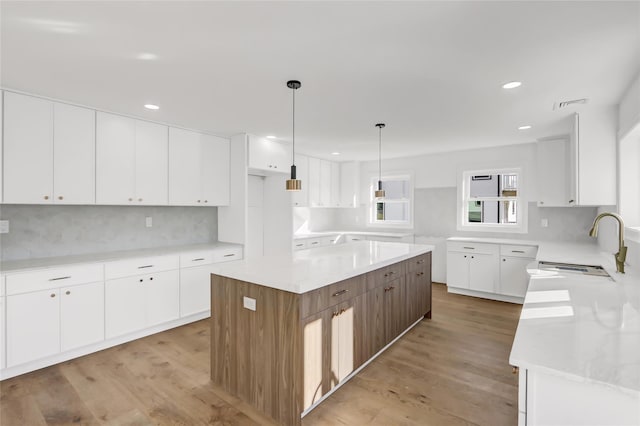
[0,205,218,262]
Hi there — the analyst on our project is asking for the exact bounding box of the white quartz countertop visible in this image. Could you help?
[509,248,640,395]
[447,236,539,246]
[294,230,414,240]
[210,241,432,294]
[0,242,242,274]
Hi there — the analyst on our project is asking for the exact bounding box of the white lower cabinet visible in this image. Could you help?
[447,240,537,302]
[0,295,4,369]
[105,270,179,339]
[60,282,105,352]
[7,289,61,367]
[180,265,213,317]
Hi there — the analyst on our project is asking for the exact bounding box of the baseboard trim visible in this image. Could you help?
[447,286,523,304]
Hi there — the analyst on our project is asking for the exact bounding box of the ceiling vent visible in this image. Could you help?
[553,98,589,110]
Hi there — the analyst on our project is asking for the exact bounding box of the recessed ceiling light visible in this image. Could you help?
[518,125,532,130]
[502,81,522,89]
[331,152,341,156]
[137,53,158,61]
[144,104,160,110]
[266,135,276,139]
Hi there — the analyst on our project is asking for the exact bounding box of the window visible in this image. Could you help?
[458,168,526,233]
[369,174,413,228]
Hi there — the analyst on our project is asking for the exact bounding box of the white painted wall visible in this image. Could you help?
[618,72,640,139]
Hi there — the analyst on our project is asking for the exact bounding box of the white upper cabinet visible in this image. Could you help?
[339,162,359,208]
[247,135,290,174]
[537,139,571,207]
[96,112,168,205]
[308,157,322,206]
[134,120,168,205]
[53,103,96,204]
[3,92,95,204]
[169,127,230,206]
[4,92,54,204]
[330,162,340,207]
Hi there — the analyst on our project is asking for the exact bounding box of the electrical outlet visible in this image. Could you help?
[541,218,548,228]
[243,296,256,311]
[145,217,152,228]
[0,220,8,234]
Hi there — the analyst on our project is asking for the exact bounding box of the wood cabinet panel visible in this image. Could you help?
[300,274,366,318]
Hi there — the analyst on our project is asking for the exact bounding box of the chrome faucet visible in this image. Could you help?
[588,212,627,274]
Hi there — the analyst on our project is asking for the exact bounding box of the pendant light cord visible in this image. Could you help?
[292,87,296,165]
[378,125,382,183]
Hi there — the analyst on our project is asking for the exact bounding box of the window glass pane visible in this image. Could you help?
[470,174,518,198]
[376,202,384,220]
[381,179,409,200]
[384,202,408,221]
[468,200,518,224]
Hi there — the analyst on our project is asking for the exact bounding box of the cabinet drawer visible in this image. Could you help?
[500,244,537,258]
[180,251,215,268]
[325,235,341,245]
[369,261,407,289]
[105,255,179,280]
[447,241,499,255]
[6,264,104,295]
[407,253,431,272]
[306,238,323,248]
[301,275,366,318]
[212,247,243,263]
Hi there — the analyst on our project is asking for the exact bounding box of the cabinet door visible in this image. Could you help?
[339,162,359,208]
[53,102,96,204]
[320,160,331,207]
[303,309,331,411]
[383,277,404,342]
[105,276,146,338]
[270,139,290,171]
[292,154,309,207]
[145,270,179,327]
[60,282,105,351]
[96,112,136,204]
[180,265,212,317]
[308,157,322,207]
[330,162,340,207]
[248,136,270,170]
[330,303,354,386]
[446,251,470,289]
[0,296,5,369]
[500,256,533,298]
[469,253,496,293]
[537,139,571,207]
[169,127,201,205]
[201,134,230,206]
[3,92,53,204]
[135,120,168,205]
[6,289,60,366]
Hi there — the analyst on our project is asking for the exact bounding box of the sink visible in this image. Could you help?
[537,261,611,278]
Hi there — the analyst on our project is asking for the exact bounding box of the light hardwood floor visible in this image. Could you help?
[0,283,522,425]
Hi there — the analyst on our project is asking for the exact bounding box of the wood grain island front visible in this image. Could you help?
[210,249,432,426]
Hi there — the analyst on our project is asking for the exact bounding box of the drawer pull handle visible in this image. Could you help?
[511,250,525,253]
[311,242,319,245]
[417,260,425,264]
[192,258,205,261]
[463,246,475,249]
[332,289,349,297]
[384,286,395,292]
[384,271,396,277]
[138,265,154,269]
[332,310,339,318]
[223,253,236,257]
[50,293,56,298]
[416,272,424,277]
[49,276,71,281]
[296,244,304,247]
[65,291,71,295]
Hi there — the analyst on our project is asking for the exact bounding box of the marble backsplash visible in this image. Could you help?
[0,205,218,262]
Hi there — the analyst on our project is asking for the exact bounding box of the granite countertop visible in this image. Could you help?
[210,240,433,294]
[509,244,640,396]
[0,242,242,274]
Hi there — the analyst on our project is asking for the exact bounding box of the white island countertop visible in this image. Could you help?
[210,240,433,294]
[509,248,640,396]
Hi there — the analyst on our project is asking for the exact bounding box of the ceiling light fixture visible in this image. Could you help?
[137,53,158,61]
[331,152,341,156]
[374,123,386,199]
[266,135,277,139]
[144,104,160,110]
[502,81,522,89]
[518,125,532,130]
[285,80,302,191]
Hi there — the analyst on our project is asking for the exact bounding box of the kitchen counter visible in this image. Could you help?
[294,230,414,240]
[0,242,242,273]
[210,240,432,293]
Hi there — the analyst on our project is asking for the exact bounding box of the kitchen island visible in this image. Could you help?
[209,241,433,425]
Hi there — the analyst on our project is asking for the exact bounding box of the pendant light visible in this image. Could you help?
[374,123,386,198]
[286,80,302,191]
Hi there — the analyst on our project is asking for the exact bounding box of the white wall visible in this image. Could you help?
[618,72,640,139]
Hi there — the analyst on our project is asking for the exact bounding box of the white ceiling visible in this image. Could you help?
[1,1,639,161]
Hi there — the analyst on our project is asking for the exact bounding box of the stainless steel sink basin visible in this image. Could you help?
[538,261,611,278]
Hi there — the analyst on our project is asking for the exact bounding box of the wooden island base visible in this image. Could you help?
[210,252,432,426]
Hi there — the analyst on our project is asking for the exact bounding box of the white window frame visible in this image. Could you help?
[457,167,528,233]
[367,173,414,229]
